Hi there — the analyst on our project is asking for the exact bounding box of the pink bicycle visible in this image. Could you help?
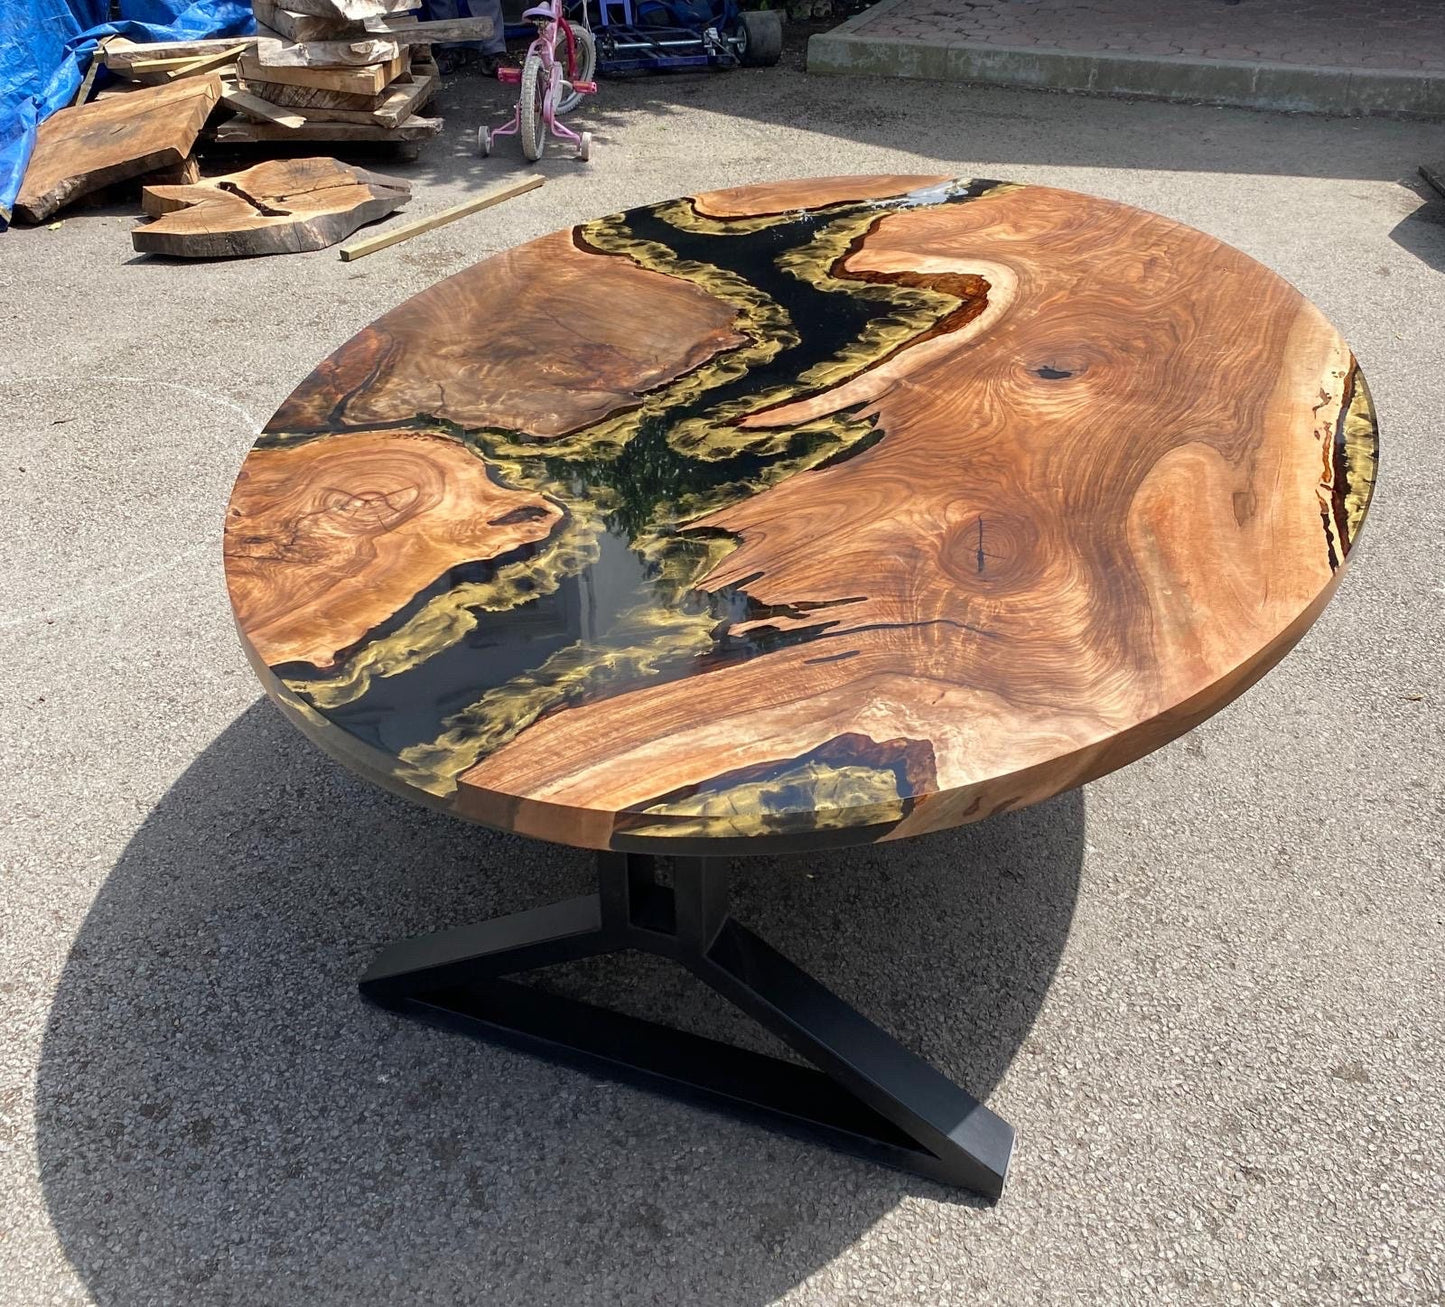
[480,0,598,162]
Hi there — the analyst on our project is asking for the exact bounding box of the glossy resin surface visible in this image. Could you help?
[225,175,1377,853]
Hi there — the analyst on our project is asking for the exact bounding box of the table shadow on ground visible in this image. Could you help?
[1389,186,1445,272]
[37,699,1083,1306]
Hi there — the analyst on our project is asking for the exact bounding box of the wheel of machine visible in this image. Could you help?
[576,130,592,161]
[477,125,492,156]
[519,52,548,161]
[738,8,782,65]
[555,26,597,113]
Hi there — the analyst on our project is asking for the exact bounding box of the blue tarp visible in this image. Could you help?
[1,0,255,227]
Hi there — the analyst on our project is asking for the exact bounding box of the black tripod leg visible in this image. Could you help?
[360,893,608,1000]
[358,851,1015,1199]
[693,918,1014,1196]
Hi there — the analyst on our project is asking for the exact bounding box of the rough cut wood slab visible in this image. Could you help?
[134,156,409,257]
[221,86,307,128]
[269,72,435,126]
[279,0,418,19]
[143,152,201,186]
[241,77,387,110]
[250,18,490,66]
[251,0,366,42]
[237,49,406,93]
[225,176,1379,854]
[213,113,439,142]
[107,44,249,83]
[101,37,258,70]
[14,74,221,223]
[356,15,497,42]
[253,33,401,67]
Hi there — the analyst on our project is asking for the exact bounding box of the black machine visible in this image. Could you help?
[507,0,782,76]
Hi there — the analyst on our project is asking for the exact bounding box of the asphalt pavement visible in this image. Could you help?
[1,55,1442,1307]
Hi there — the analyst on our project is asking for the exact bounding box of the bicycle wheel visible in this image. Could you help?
[554,26,596,114]
[519,51,548,161]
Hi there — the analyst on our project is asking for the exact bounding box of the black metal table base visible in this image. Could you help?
[360,852,1015,1199]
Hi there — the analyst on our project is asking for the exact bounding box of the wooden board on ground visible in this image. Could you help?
[134,156,410,257]
[237,49,407,94]
[213,113,440,143]
[269,72,435,126]
[14,74,221,223]
[338,175,543,261]
[251,0,366,42]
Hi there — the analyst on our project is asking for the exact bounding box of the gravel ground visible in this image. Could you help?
[1,54,1443,1307]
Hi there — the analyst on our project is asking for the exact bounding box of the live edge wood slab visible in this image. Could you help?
[13,74,221,223]
[224,176,1378,855]
[134,157,409,258]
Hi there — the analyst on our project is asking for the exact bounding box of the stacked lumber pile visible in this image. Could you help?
[99,0,496,149]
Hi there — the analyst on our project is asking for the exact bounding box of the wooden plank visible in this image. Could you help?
[14,74,222,223]
[268,72,435,126]
[114,44,250,82]
[281,0,418,18]
[134,156,410,257]
[252,33,402,68]
[351,68,434,127]
[221,86,308,129]
[355,15,496,42]
[338,175,544,261]
[101,36,258,69]
[212,113,440,143]
[242,78,387,110]
[250,0,365,42]
[73,51,103,106]
[236,49,407,93]
[143,152,202,187]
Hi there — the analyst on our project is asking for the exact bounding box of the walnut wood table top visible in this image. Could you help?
[225,175,1377,855]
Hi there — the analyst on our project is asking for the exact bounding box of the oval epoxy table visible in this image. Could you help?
[225,176,1377,1197]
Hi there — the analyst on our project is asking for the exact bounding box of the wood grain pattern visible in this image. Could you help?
[252,72,434,125]
[212,115,440,144]
[252,34,402,68]
[226,176,1378,854]
[236,49,406,94]
[275,0,417,19]
[226,429,562,669]
[251,0,367,43]
[134,156,409,257]
[241,77,389,111]
[691,174,952,218]
[269,227,748,436]
[14,75,221,223]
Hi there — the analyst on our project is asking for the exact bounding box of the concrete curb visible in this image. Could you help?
[806,4,1445,119]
